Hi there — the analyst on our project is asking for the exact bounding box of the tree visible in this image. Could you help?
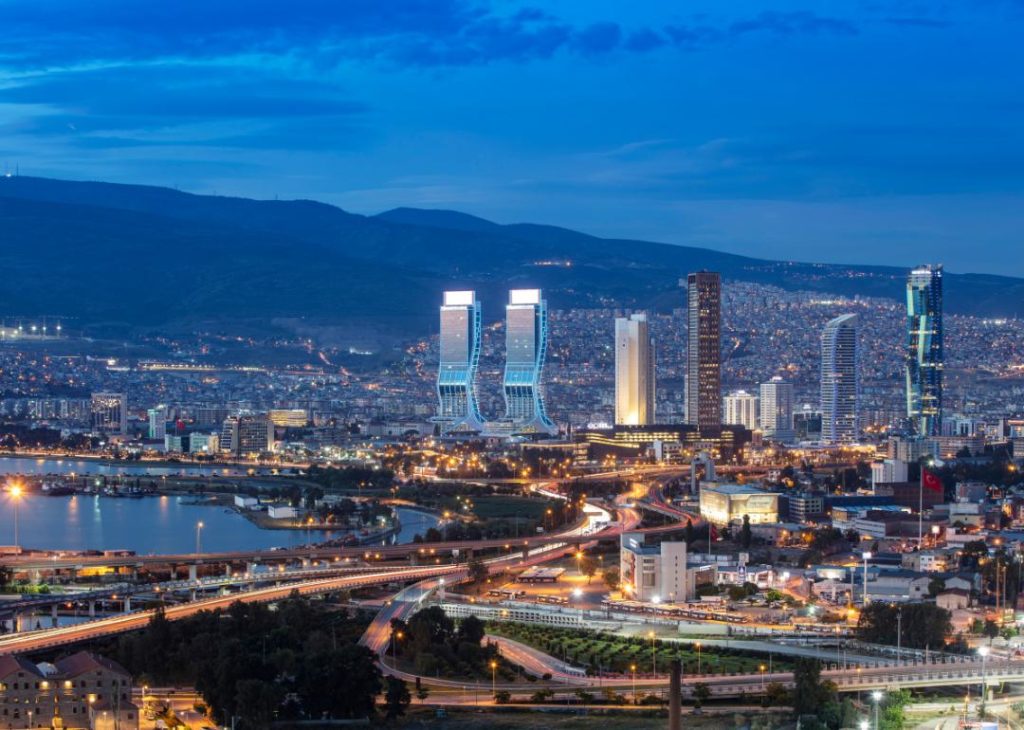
[880,688,910,730]
[857,603,951,650]
[467,558,489,589]
[740,514,752,549]
[494,690,511,704]
[927,577,946,597]
[601,567,620,592]
[692,682,711,708]
[791,659,836,718]
[384,677,411,719]
[457,615,486,646]
[235,679,282,728]
[579,555,598,584]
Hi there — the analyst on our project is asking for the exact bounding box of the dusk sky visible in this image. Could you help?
[1,1,1023,276]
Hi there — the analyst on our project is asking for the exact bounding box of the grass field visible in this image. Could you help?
[488,623,792,677]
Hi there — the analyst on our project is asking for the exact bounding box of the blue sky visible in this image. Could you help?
[1,1,1023,275]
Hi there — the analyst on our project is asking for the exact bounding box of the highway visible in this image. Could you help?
[0,564,464,655]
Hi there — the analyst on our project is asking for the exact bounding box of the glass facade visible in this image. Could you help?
[821,313,859,443]
[502,289,557,435]
[436,290,484,433]
[905,265,944,436]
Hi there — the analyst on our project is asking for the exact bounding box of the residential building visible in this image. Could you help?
[146,405,167,440]
[871,459,909,490]
[759,377,794,442]
[821,313,859,443]
[723,389,759,431]
[90,393,127,435]
[221,414,274,456]
[614,313,655,426]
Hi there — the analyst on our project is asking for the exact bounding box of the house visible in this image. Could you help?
[267,504,298,520]
[936,589,971,611]
[0,651,138,730]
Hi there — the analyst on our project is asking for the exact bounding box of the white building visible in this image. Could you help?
[759,377,794,441]
[267,504,298,519]
[699,483,780,526]
[871,459,909,491]
[234,495,259,510]
[821,314,859,443]
[614,313,655,426]
[619,532,692,602]
[724,390,759,431]
[147,405,167,440]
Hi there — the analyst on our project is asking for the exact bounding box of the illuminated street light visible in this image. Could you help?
[9,483,23,549]
[978,645,990,717]
[862,552,872,605]
[195,521,204,554]
[871,690,883,730]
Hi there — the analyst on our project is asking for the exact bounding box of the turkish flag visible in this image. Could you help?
[922,468,943,493]
[710,524,719,541]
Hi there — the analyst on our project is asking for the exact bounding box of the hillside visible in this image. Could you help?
[1,176,1021,348]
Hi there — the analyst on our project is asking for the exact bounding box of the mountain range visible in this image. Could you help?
[1,175,1021,349]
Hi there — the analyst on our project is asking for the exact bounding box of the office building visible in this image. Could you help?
[147,405,167,440]
[577,424,752,463]
[91,392,127,435]
[189,432,220,454]
[619,532,695,602]
[221,414,274,456]
[685,271,722,429]
[614,313,655,426]
[906,265,944,436]
[699,483,780,526]
[436,290,486,434]
[502,289,557,435]
[759,377,794,442]
[871,459,909,490]
[723,390,759,431]
[821,313,859,443]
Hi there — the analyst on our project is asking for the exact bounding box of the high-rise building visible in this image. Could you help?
[906,265,944,436]
[759,377,795,442]
[503,289,557,435]
[723,390,759,431]
[147,405,167,440]
[436,290,486,434]
[91,392,127,435]
[221,414,274,456]
[614,313,655,426]
[685,271,721,429]
[821,313,859,443]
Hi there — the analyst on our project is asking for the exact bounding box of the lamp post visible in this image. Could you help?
[648,631,657,675]
[392,630,403,665]
[195,521,204,554]
[978,645,990,717]
[696,642,702,674]
[760,664,766,692]
[630,663,637,705]
[9,484,22,549]
[490,660,498,696]
[862,551,872,605]
[872,690,883,730]
[896,605,902,663]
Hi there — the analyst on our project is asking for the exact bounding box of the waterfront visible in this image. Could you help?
[0,493,438,554]
[0,455,261,478]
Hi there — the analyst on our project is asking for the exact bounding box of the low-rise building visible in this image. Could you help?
[619,532,692,602]
[699,483,780,526]
[267,504,298,520]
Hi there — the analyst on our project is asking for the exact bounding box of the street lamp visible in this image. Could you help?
[696,642,702,674]
[760,664,767,691]
[978,645,990,717]
[648,631,657,675]
[630,663,637,704]
[195,521,204,554]
[862,552,872,605]
[9,484,22,549]
[490,660,498,695]
[872,690,883,730]
[393,630,403,664]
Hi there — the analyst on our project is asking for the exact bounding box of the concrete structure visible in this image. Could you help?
[146,405,167,440]
[906,264,944,436]
[614,313,655,426]
[821,313,859,443]
[436,290,486,434]
[0,651,138,730]
[234,495,259,510]
[90,393,127,436]
[501,289,557,435]
[723,390,758,431]
[871,459,909,491]
[699,483,779,526]
[221,414,273,456]
[619,532,692,602]
[685,271,721,429]
[267,504,298,520]
[759,377,794,442]
[268,409,308,428]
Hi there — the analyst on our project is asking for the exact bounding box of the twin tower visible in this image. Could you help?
[436,289,557,437]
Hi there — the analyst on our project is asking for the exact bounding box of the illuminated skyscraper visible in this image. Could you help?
[905,265,944,436]
[685,271,721,429]
[821,313,859,443]
[615,313,655,425]
[91,392,127,435]
[436,290,485,434]
[759,377,794,442]
[503,289,557,435]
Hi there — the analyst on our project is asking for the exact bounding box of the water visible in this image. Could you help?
[0,494,438,554]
